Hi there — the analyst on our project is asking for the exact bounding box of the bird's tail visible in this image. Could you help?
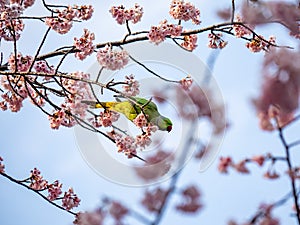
[81,100,118,109]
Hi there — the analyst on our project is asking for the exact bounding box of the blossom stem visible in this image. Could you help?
[0,172,77,216]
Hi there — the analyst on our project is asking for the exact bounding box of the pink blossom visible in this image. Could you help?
[114,134,137,158]
[10,0,35,8]
[109,201,128,221]
[62,188,81,210]
[218,156,233,173]
[0,5,24,41]
[234,160,250,174]
[110,4,143,25]
[97,45,129,70]
[148,20,182,44]
[176,185,202,213]
[286,168,300,180]
[252,155,265,167]
[208,33,227,49]
[179,76,193,90]
[253,48,300,130]
[45,17,73,34]
[74,210,104,225]
[74,5,93,21]
[133,113,148,128]
[74,29,95,60]
[263,170,280,180]
[141,188,168,212]
[135,151,172,181]
[93,110,120,128]
[135,133,152,149]
[233,15,253,38]
[29,168,48,190]
[0,156,5,173]
[181,33,198,51]
[48,180,63,201]
[8,53,33,72]
[34,60,55,77]
[169,0,201,25]
[122,75,140,96]
[242,1,300,34]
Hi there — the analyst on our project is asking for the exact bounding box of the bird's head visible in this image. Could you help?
[155,116,173,132]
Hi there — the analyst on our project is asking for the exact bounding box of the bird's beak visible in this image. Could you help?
[167,125,172,132]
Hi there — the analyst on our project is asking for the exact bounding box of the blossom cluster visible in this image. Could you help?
[122,74,140,96]
[108,123,158,159]
[45,4,93,34]
[218,155,284,180]
[181,34,198,51]
[169,0,201,25]
[246,35,275,53]
[253,48,300,130]
[141,187,168,212]
[0,53,58,112]
[74,209,104,225]
[233,15,253,38]
[176,185,202,213]
[148,19,182,45]
[74,29,95,60]
[179,75,193,90]
[0,165,80,211]
[0,2,26,41]
[92,110,120,128]
[135,150,172,181]
[48,72,91,129]
[207,33,228,49]
[109,4,143,25]
[96,45,129,70]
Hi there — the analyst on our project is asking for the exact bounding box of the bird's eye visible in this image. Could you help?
[167,125,172,132]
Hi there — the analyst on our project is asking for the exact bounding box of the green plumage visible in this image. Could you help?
[83,97,173,132]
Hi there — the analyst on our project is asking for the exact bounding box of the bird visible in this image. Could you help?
[82,97,173,132]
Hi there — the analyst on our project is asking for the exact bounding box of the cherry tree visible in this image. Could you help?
[0,0,300,225]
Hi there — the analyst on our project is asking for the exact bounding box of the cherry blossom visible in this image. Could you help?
[169,0,201,25]
[62,188,81,210]
[29,168,48,190]
[74,29,95,60]
[208,33,228,49]
[110,4,143,25]
[141,188,168,212]
[179,76,193,90]
[113,134,137,158]
[233,15,253,38]
[148,20,182,44]
[0,156,5,173]
[10,0,35,8]
[234,160,250,174]
[122,75,140,96]
[8,53,33,72]
[97,45,129,70]
[135,150,172,181]
[74,5,94,21]
[181,33,198,51]
[74,210,104,225]
[48,180,63,201]
[218,156,233,173]
[176,185,202,213]
[133,113,148,128]
[109,201,128,221]
[93,111,120,128]
[252,155,265,167]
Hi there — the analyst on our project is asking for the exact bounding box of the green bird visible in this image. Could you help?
[82,97,173,132]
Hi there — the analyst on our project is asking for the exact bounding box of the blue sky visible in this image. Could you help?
[1,0,299,225]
